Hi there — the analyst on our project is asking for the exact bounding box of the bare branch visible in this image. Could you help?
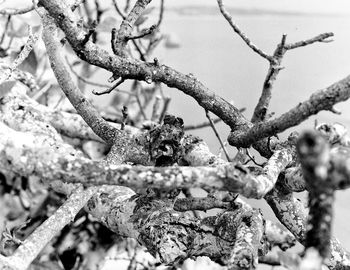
[112,0,126,19]
[252,32,334,123]
[0,15,11,45]
[229,75,350,148]
[92,77,125,95]
[297,131,333,259]
[113,0,152,57]
[3,26,41,82]
[184,117,222,131]
[41,0,278,158]
[217,0,273,62]
[41,12,120,144]
[151,95,161,121]
[228,209,265,269]
[0,5,34,15]
[158,96,170,123]
[1,186,98,270]
[128,24,157,40]
[205,110,231,161]
[0,121,289,199]
[251,34,287,123]
[156,0,165,27]
[174,193,236,212]
[285,32,334,50]
[39,0,249,131]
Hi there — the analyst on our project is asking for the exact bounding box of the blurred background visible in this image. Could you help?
[2,0,350,268]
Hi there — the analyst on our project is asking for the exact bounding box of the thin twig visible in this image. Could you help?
[158,97,171,124]
[0,5,34,15]
[251,34,287,123]
[217,0,273,62]
[156,0,164,27]
[8,25,41,75]
[32,81,52,100]
[135,84,147,120]
[112,0,126,19]
[65,56,131,95]
[65,56,109,88]
[0,15,11,45]
[151,95,161,121]
[184,118,222,131]
[131,39,147,61]
[124,0,131,13]
[285,32,334,50]
[205,110,231,161]
[128,25,156,40]
[92,78,125,96]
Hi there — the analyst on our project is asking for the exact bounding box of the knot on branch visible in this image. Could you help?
[149,114,184,166]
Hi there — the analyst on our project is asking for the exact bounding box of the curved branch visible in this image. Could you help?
[0,5,34,15]
[216,0,273,62]
[229,75,350,148]
[41,12,121,144]
[39,0,247,130]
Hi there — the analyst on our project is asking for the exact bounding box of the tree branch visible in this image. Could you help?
[251,34,287,123]
[41,11,121,144]
[252,32,333,123]
[229,75,350,148]
[0,5,34,15]
[0,186,98,270]
[216,0,273,62]
[285,32,334,50]
[297,131,333,261]
[112,0,152,57]
[39,0,248,129]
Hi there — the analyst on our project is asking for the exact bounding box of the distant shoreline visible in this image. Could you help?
[166,6,350,17]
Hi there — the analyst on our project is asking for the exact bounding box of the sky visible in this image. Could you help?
[164,0,350,15]
[1,0,350,15]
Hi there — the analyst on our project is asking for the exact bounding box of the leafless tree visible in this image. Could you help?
[0,1,349,270]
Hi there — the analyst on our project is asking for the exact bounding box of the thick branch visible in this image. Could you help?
[0,121,286,198]
[183,135,350,269]
[39,1,248,129]
[252,32,333,123]
[41,12,120,144]
[297,131,333,259]
[265,187,350,270]
[0,186,98,270]
[113,0,152,56]
[39,0,279,157]
[229,75,350,148]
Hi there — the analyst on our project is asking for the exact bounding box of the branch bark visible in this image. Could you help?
[229,75,350,148]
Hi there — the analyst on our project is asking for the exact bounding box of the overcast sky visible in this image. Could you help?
[2,0,350,15]
[164,0,350,15]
